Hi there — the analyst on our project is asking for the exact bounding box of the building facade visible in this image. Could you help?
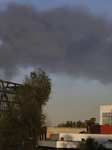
[100,105,112,125]
[38,133,112,149]
[40,126,87,140]
[0,79,20,118]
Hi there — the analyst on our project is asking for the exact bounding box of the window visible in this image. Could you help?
[7,93,14,102]
[102,112,112,125]
[0,102,7,110]
[103,116,109,123]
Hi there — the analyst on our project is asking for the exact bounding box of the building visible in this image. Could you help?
[38,106,112,149]
[40,126,87,140]
[38,133,112,149]
[100,105,112,125]
[89,125,112,134]
[0,79,20,118]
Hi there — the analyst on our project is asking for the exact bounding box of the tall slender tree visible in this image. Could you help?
[0,68,52,150]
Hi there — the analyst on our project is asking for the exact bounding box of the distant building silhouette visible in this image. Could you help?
[0,79,21,118]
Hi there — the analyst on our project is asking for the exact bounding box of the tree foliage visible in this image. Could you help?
[78,137,107,150]
[0,106,29,150]
[58,120,87,128]
[0,68,52,150]
[90,117,96,124]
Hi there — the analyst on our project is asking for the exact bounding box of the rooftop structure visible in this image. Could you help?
[40,126,87,140]
[100,105,112,125]
[38,133,112,149]
[0,79,21,118]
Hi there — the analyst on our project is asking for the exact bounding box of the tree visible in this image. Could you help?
[78,137,107,150]
[77,120,83,127]
[58,121,76,127]
[58,123,66,127]
[0,106,29,150]
[66,121,73,127]
[90,117,96,124]
[0,68,52,150]
[57,120,87,127]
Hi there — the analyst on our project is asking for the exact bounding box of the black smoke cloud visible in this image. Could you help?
[0,3,112,83]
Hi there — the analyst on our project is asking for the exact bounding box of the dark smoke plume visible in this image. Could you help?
[0,3,112,83]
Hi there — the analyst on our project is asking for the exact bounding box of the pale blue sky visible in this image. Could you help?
[1,0,112,125]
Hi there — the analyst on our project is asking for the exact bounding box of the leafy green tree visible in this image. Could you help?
[0,106,29,150]
[73,121,76,127]
[66,121,73,127]
[58,123,66,127]
[77,120,83,127]
[85,137,98,149]
[58,120,87,127]
[58,121,76,127]
[78,141,86,150]
[78,137,107,150]
[0,68,52,150]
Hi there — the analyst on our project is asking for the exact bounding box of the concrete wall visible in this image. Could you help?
[46,126,86,139]
[56,141,78,148]
[38,139,112,149]
[50,133,112,142]
[38,140,79,148]
[50,134,59,141]
[38,140,56,148]
[100,105,112,125]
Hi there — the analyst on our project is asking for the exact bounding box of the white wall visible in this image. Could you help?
[38,140,112,149]
[38,140,56,148]
[56,141,78,148]
[38,140,79,148]
[50,133,112,142]
[100,105,112,125]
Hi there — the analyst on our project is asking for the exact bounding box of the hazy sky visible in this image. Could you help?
[0,0,112,125]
